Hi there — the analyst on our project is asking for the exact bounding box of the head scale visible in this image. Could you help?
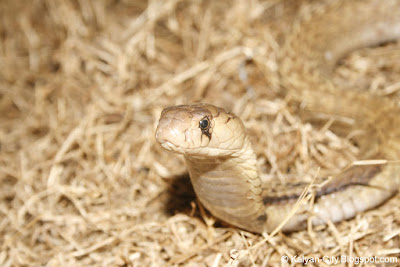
[155,104,246,157]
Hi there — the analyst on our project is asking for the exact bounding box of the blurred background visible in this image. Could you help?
[1,0,399,265]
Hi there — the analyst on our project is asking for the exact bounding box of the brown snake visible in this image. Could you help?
[155,0,400,233]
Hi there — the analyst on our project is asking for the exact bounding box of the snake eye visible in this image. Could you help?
[199,117,210,130]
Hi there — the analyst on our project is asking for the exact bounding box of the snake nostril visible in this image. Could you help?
[257,214,267,223]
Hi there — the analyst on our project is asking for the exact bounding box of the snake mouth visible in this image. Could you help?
[155,125,188,154]
[160,141,176,151]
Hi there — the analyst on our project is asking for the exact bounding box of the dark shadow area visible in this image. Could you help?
[163,173,236,230]
[164,173,198,216]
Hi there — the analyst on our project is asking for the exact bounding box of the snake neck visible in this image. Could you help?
[184,137,266,232]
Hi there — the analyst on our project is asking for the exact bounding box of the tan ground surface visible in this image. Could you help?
[1,0,399,266]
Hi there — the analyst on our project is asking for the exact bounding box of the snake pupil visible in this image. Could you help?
[199,118,209,129]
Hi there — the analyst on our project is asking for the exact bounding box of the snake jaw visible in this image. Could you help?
[159,141,175,151]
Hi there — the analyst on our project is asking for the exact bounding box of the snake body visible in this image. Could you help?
[155,0,400,233]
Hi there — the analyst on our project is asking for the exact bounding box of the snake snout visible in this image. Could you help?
[155,109,192,153]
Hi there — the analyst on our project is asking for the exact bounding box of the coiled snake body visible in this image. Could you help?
[155,0,400,233]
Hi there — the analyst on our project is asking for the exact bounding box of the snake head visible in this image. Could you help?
[155,104,246,157]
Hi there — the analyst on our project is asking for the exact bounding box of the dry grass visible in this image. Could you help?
[0,0,399,266]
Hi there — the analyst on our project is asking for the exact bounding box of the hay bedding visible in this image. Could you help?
[0,0,399,266]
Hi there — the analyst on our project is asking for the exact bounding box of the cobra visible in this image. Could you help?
[155,0,400,233]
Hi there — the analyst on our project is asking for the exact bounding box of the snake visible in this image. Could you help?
[155,0,400,233]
